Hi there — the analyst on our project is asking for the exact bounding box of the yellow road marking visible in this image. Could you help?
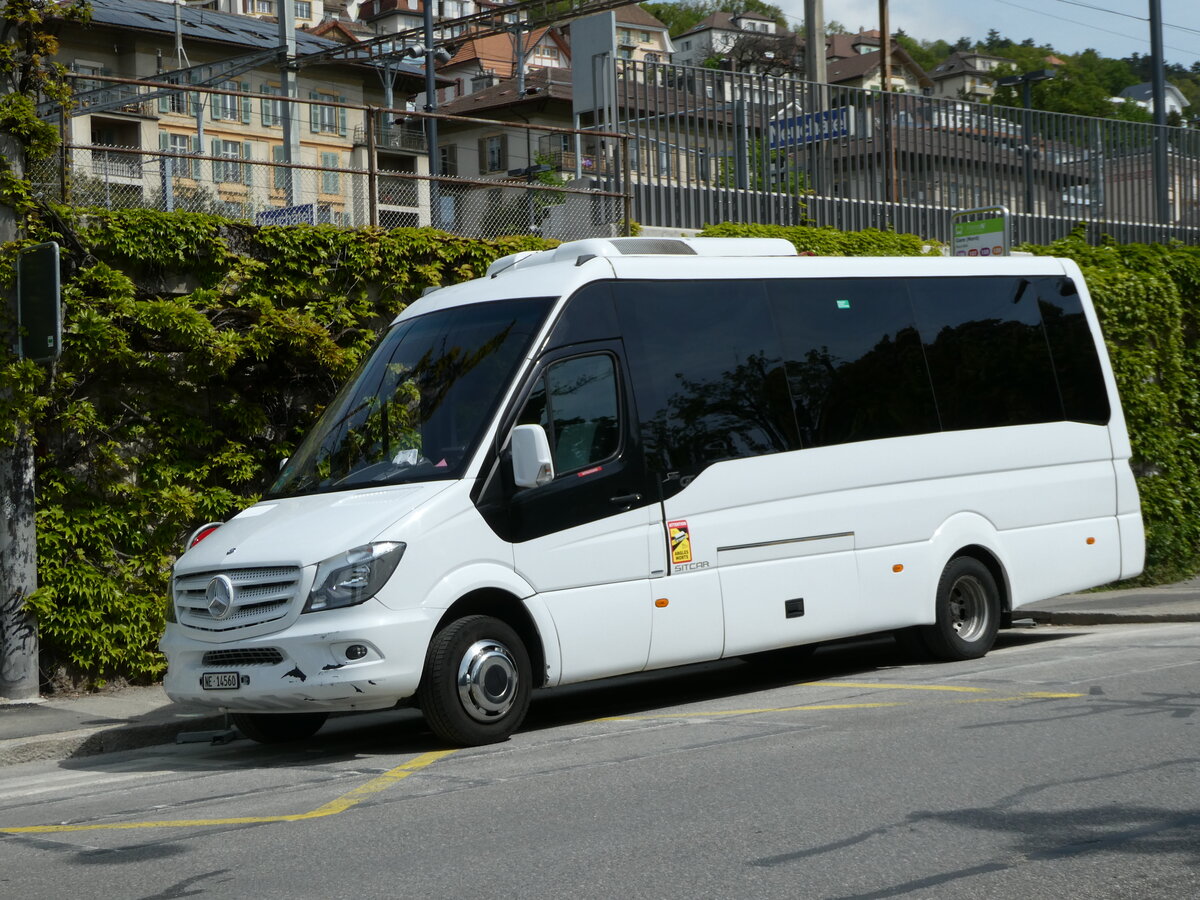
[596,701,906,722]
[0,749,456,835]
[593,684,1083,723]
[820,681,993,693]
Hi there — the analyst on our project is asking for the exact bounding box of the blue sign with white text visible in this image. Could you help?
[767,108,852,149]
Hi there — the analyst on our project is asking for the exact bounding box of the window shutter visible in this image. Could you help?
[243,141,253,185]
[158,92,171,114]
[212,139,221,181]
[260,84,272,126]
[338,98,347,136]
[158,132,169,151]
[309,92,320,132]
[498,134,508,171]
[241,82,251,123]
[190,136,201,178]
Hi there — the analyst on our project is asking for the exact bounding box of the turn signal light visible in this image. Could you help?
[655,598,669,608]
[892,564,904,573]
[1086,537,1096,545]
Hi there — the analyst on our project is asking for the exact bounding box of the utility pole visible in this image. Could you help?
[279,0,301,208]
[0,131,40,701]
[1149,0,1169,223]
[803,0,826,86]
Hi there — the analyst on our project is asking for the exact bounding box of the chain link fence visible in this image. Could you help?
[30,145,627,242]
[35,78,629,241]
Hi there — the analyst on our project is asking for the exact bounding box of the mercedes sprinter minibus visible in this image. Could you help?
[161,237,1144,746]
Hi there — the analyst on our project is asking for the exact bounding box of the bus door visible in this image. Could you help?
[507,346,660,684]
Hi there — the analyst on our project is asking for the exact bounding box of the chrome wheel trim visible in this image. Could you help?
[456,638,519,723]
[948,574,989,643]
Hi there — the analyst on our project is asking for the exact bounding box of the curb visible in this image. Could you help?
[0,713,228,768]
[1024,610,1200,626]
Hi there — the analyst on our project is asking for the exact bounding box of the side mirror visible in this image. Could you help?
[511,424,554,488]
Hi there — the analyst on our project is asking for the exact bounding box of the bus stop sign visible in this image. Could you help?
[16,241,61,364]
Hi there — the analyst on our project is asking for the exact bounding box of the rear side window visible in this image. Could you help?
[768,279,939,447]
[615,280,800,472]
[1034,277,1111,424]
[909,277,1064,431]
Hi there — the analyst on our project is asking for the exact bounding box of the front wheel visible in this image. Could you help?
[920,556,1000,661]
[231,711,328,744]
[417,615,532,746]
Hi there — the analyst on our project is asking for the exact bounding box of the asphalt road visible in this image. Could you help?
[2,622,1198,900]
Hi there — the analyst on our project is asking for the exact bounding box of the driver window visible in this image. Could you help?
[518,354,620,474]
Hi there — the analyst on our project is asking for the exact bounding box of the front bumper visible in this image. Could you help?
[161,601,440,713]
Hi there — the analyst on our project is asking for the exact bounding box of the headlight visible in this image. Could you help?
[303,542,406,613]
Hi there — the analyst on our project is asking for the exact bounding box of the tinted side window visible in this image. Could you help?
[518,354,620,475]
[545,281,620,349]
[1035,277,1111,424]
[768,279,939,446]
[910,277,1063,431]
[615,280,799,474]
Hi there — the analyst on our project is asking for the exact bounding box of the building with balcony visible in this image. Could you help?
[52,0,441,226]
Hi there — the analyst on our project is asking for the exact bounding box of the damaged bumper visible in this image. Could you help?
[161,601,439,713]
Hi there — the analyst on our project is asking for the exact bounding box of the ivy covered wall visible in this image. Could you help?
[2,213,1197,686]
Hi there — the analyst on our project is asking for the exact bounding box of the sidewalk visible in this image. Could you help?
[3,580,1200,768]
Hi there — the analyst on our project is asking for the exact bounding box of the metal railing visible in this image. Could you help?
[613,59,1200,245]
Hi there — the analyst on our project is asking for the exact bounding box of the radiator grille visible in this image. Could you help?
[173,567,301,632]
[201,648,285,667]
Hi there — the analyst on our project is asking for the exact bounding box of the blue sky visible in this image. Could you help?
[775,1,1200,69]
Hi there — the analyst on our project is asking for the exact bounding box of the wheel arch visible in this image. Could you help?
[431,589,550,688]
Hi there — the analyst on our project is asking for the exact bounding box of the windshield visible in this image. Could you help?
[269,297,554,497]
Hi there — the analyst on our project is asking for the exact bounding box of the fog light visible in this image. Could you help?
[345,644,369,661]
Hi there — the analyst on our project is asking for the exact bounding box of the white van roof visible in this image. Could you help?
[483,237,798,278]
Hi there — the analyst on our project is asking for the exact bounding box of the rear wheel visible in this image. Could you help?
[920,556,1000,661]
[231,711,328,744]
[418,615,532,746]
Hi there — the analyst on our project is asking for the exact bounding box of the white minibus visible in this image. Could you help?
[161,237,1144,746]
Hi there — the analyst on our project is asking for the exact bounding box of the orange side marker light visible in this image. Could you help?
[892,564,904,573]
[655,598,669,608]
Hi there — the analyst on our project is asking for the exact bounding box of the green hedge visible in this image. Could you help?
[3,214,1198,685]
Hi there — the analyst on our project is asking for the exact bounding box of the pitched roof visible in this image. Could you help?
[825,47,933,89]
[615,5,669,30]
[824,31,879,60]
[75,0,346,57]
[929,50,1014,79]
[443,27,567,76]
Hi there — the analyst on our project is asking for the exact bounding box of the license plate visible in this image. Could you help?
[201,671,240,690]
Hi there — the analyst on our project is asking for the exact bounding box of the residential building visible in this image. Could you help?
[159,0,329,29]
[1117,82,1190,118]
[823,45,932,93]
[52,0,437,226]
[672,10,787,70]
[609,5,675,64]
[928,50,1014,101]
[438,27,570,103]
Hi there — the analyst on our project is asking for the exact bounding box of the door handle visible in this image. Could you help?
[610,493,642,506]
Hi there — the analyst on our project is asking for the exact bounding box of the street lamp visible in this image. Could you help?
[997,69,1055,217]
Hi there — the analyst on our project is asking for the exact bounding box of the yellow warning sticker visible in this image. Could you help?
[669,520,692,564]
